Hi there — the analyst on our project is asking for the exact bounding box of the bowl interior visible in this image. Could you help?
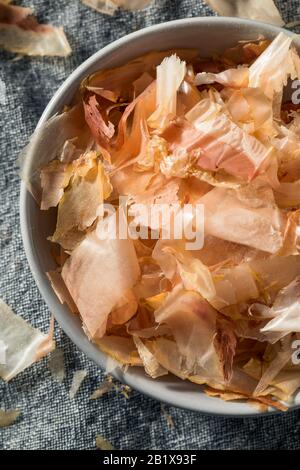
[20,17,300,416]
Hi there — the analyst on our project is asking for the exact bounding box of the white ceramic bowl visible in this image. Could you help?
[20,17,300,416]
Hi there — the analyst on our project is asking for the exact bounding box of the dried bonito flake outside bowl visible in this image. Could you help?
[20,17,300,416]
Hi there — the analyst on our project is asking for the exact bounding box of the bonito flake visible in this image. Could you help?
[82,0,153,15]
[0,298,54,381]
[0,340,7,365]
[69,370,88,399]
[205,0,284,27]
[0,409,21,428]
[20,33,300,411]
[0,1,71,57]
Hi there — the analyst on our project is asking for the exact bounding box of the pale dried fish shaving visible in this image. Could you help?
[154,286,234,380]
[249,33,300,103]
[133,336,168,378]
[261,277,300,333]
[161,404,175,428]
[0,409,21,428]
[279,210,300,256]
[97,336,142,366]
[0,25,71,57]
[83,49,197,96]
[254,339,293,396]
[96,435,114,450]
[0,77,6,105]
[51,159,112,250]
[69,370,88,399]
[256,395,288,412]
[115,0,153,9]
[46,271,78,314]
[82,0,118,15]
[155,244,218,304]
[82,0,153,16]
[243,357,300,402]
[62,210,140,339]
[0,339,7,364]
[19,104,88,202]
[165,96,272,181]
[0,1,71,57]
[224,87,275,138]
[204,387,287,412]
[105,356,122,374]
[90,377,114,399]
[199,186,285,254]
[194,67,249,88]
[48,349,65,383]
[0,298,55,381]
[204,0,284,27]
[40,160,73,210]
[148,55,186,131]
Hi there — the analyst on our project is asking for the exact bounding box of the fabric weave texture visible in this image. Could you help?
[1,0,300,451]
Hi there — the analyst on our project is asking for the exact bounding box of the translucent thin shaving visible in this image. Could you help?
[69,370,88,399]
[204,0,284,27]
[0,298,55,381]
[0,2,71,56]
[0,409,21,428]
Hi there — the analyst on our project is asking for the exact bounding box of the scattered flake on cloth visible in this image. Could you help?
[48,348,65,383]
[0,409,21,428]
[0,1,71,56]
[0,298,55,381]
[204,0,284,26]
[69,370,88,399]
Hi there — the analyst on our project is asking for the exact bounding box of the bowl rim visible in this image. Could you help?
[20,15,299,417]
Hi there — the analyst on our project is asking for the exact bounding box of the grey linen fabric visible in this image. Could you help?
[1,0,300,451]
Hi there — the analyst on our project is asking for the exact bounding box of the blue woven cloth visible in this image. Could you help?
[1,0,300,450]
